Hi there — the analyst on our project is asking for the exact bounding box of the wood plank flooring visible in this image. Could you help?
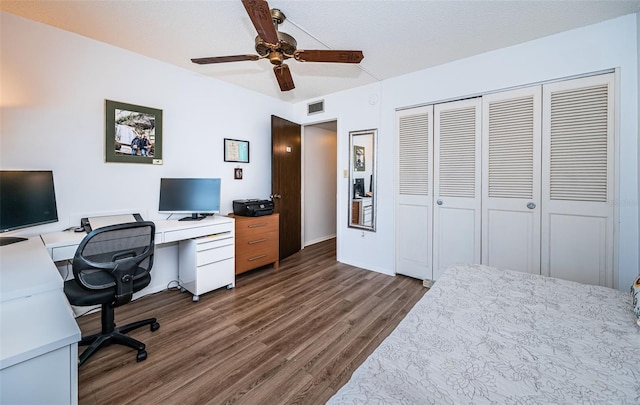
[76,239,427,404]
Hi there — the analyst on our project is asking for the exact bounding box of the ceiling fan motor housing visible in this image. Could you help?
[255,31,297,65]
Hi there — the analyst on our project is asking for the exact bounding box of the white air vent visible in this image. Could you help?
[307,100,324,115]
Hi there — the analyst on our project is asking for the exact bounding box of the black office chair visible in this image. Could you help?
[63,221,160,366]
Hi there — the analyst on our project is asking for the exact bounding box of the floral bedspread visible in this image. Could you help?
[328,264,640,404]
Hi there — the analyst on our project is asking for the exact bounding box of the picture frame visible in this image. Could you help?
[224,138,250,163]
[105,100,163,164]
[353,145,365,171]
[234,167,243,180]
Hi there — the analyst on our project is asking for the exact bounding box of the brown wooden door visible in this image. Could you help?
[271,115,301,260]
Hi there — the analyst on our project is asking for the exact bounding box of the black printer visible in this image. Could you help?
[233,199,274,217]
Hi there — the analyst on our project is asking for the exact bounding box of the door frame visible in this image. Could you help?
[301,119,339,249]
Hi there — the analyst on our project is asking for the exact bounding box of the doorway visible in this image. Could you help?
[302,121,337,247]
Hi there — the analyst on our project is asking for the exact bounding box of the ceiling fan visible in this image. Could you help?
[191,0,364,92]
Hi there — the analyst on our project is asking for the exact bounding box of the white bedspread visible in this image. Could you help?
[328,264,640,404]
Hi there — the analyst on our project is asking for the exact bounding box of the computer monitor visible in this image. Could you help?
[0,170,59,245]
[353,178,365,199]
[158,178,221,221]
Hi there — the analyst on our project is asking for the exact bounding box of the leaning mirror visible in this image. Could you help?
[348,129,377,231]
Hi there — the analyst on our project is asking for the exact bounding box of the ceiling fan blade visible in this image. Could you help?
[242,0,279,45]
[273,64,295,92]
[294,50,364,64]
[191,55,260,64]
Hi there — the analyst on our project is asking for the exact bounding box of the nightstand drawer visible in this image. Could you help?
[235,217,278,236]
[235,230,278,250]
[235,245,279,274]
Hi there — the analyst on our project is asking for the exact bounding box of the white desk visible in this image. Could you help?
[42,215,236,301]
[1,215,234,404]
[0,237,80,405]
[42,215,235,261]
[1,237,65,301]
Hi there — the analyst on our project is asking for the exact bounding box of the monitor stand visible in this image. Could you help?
[0,237,28,246]
[179,213,204,221]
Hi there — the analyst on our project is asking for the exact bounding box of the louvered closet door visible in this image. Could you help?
[542,73,614,287]
[433,98,482,280]
[482,86,541,274]
[396,106,433,279]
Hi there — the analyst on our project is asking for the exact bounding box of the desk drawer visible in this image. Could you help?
[197,243,234,266]
[51,245,78,262]
[164,223,232,243]
[190,258,234,295]
[179,258,235,295]
[194,234,233,251]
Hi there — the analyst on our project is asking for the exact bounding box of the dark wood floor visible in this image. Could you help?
[77,239,427,404]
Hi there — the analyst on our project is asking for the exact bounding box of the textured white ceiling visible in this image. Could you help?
[2,0,639,103]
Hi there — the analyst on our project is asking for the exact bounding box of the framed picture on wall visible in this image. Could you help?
[234,167,243,180]
[105,100,163,164]
[224,138,250,163]
[353,145,365,171]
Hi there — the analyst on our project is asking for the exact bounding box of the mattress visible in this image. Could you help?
[328,264,640,404]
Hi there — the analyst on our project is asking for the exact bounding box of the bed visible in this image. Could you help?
[328,264,640,404]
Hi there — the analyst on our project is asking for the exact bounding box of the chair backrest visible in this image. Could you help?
[72,221,155,306]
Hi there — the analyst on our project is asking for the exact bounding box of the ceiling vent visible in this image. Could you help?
[307,100,324,115]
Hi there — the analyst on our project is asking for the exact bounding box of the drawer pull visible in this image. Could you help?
[248,223,267,228]
[248,254,267,261]
[248,238,268,245]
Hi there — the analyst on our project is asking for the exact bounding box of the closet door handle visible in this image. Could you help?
[436,199,443,206]
[527,202,536,209]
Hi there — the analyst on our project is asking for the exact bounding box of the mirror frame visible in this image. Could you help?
[348,129,377,232]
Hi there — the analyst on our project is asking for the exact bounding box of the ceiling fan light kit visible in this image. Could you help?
[191,0,364,92]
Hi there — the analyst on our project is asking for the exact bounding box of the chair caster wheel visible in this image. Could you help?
[226,283,233,290]
[192,295,199,302]
[136,350,147,362]
[150,322,160,332]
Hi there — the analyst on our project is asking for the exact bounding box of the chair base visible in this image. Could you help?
[79,316,160,366]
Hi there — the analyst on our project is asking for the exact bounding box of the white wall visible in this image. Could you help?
[295,84,387,273]
[295,13,639,290]
[303,121,337,246]
[1,12,292,290]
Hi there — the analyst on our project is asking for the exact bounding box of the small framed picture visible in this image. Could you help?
[234,167,243,180]
[105,100,163,164]
[224,138,250,163]
[353,145,365,171]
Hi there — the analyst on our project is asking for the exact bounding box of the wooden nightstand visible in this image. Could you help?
[232,213,279,274]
